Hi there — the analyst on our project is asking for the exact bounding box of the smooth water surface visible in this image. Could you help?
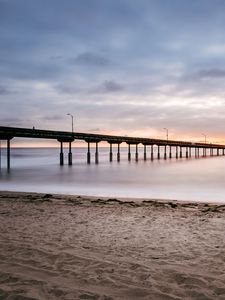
[1,147,225,202]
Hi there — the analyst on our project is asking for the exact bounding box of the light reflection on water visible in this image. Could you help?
[1,147,225,203]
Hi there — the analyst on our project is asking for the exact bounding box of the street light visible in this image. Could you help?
[163,128,168,141]
[202,133,206,144]
[202,133,207,157]
[67,113,74,133]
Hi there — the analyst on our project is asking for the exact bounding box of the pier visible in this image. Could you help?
[0,126,225,169]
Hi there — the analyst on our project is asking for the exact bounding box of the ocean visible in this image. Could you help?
[1,146,225,202]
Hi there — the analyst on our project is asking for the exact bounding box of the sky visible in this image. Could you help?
[1,0,225,146]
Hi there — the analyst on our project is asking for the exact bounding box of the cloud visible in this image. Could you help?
[93,80,125,93]
[0,117,25,126]
[172,67,225,100]
[55,80,124,95]
[49,55,64,61]
[41,115,63,121]
[0,85,11,95]
[102,80,124,92]
[70,52,109,67]
[55,84,82,95]
[195,69,225,79]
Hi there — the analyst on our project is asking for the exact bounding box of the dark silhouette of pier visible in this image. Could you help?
[0,126,225,169]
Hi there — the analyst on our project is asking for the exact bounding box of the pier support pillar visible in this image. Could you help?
[176,146,178,159]
[7,139,10,170]
[128,144,131,161]
[117,143,120,162]
[186,147,188,158]
[68,142,72,165]
[135,144,138,162]
[169,146,172,159]
[151,145,154,161]
[157,145,160,159]
[87,142,91,164]
[180,147,182,158]
[109,143,113,162]
[60,141,64,165]
[223,149,225,156]
[195,148,197,158]
[95,142,99,164]
[217,149,219,156]
[164,145,167,160]
[189,147,191,158]
[144,145,147,161]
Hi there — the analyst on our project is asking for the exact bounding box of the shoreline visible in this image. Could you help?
[1,190,225,208]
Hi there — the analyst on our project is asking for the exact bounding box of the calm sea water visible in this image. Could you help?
[1,146,225,203]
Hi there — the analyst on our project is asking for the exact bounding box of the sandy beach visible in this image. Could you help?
[0,192,225,299]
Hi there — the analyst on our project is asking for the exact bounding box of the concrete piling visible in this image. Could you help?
[128,144,131,161]
[110,143,113,162]
[95,142,99,164]
[87,142,91,164]
[117,143,120,162]
[60,141,64,166]
[68,142,72,165]
[7,139,10,170]
[135,144,138,162]
[151,145,154,161]
[144,145,147,161]
[157,145,160,159]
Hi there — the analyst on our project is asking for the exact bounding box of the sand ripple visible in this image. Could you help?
[0,192,225,299]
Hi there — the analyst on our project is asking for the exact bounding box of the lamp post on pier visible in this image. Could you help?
[67,113,74,133]
[202,133,206,144]
[163,128,168,141]
[66,113,74,165]
[202,133,207,157]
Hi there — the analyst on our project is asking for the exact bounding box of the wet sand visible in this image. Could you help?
[0,191,225,299]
